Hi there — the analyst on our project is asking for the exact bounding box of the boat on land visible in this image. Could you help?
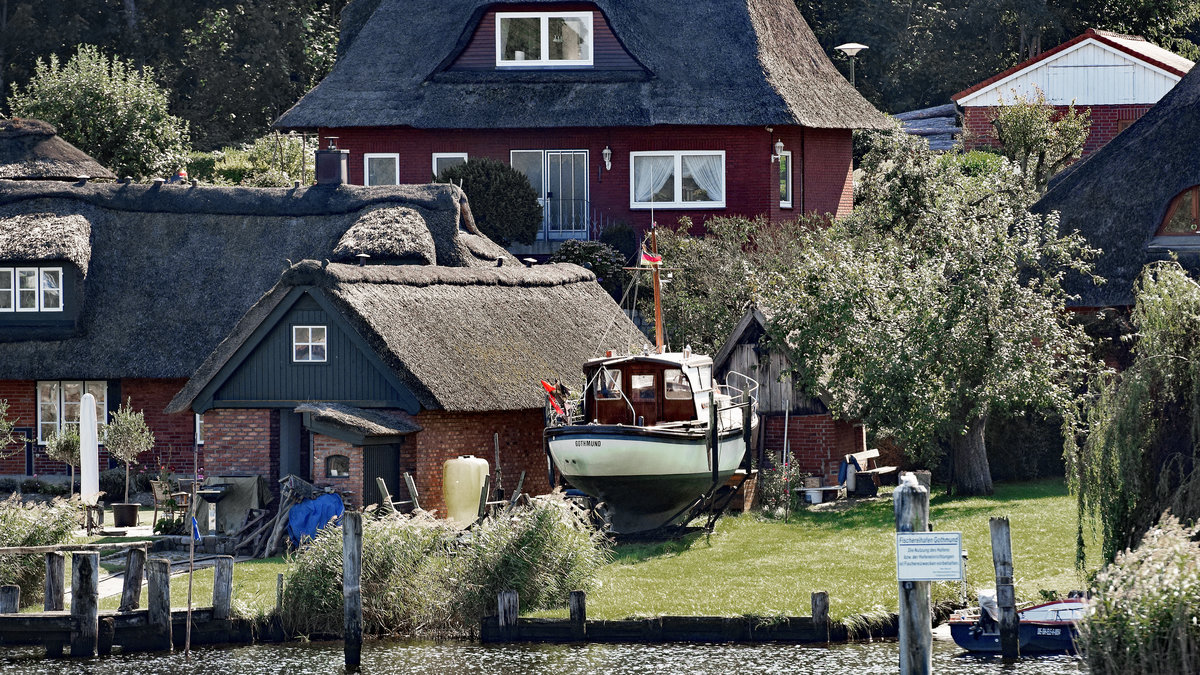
[948,593,1086,654]
[543,226,757,534]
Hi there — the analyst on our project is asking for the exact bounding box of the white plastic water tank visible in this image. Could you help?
[443,455,489,525]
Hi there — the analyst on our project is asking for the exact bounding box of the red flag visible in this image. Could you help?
[541,380,565,415]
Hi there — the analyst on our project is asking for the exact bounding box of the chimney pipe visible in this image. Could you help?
[315,136,349,185]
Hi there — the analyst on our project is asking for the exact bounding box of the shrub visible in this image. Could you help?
[186,151,218,183]
[435,158,543,246]
[758,461,809,516]
[20,478,40,494]
[550,239,628,299]
[282,495,608,637]
[942,149,1004,177]
[0,496,80,606]
[598,222,638,262]
[1078,513,1200,674]
[0,478,18,494]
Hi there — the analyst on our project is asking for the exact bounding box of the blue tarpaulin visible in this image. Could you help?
[288,493,346,546]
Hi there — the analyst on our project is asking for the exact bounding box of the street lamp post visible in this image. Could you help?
[835,42,868,88]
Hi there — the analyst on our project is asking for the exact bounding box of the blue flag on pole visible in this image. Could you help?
[192,516,201,542]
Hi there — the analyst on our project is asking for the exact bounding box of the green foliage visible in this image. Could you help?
[0,496,80,607]
[282,497,609,637]
[549,240,628,299]
[991,92,1091,192]
[0,399,19,459]
[104,398,155,503]
[154,515,185,535]
[1078,513,1200,674]
[1070,262,1200,563]
[939,149,1004,178]
[435,158,543,246]
[188,132,316,186]
[598,222,639,262]
[0,478,18,494]
[757,462,809,516]
[97,468,127,502]
[43,427,80,470]
[761,129,1099,494]
[7,45,190,178]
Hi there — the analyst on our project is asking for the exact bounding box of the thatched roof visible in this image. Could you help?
[275,0,889,131]
[294,402,422,437]
[0,210,92,275]
[1034,65,1200,307]
[0,118,116,181]
[169,260,646,413]
[0,180,515,378]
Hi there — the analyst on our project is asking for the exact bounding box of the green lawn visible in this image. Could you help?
[97,556,288,615]
[535,479,1098,621]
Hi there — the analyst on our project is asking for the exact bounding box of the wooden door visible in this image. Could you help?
[363,444,400,508]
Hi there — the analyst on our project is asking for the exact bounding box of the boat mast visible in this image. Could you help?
[650,223,664,353]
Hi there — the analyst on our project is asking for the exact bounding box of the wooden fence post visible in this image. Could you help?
[895,474,931,675]
[212,556,234,620]
[44,552,65,611]
[498,590,519,641]
[120,548,146,612]
[343,511,363,667]
[569,590,586,640]
[69,552,99,657]
[147,558,173,651]
[811,591,830,643]
[0,585,19,613]
[990,516,1019,659]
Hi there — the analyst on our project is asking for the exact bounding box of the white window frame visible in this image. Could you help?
[195,413,205,445]
[495,11,594,68]
[779,150,793,209]
[39,267,63,312]
[0,267,13,312]
[15,267,39,312]
[363,153,400,186]
[431,152,468,178]
[292,325,328,363]
[629,150,727,210]
[36,380,107,444]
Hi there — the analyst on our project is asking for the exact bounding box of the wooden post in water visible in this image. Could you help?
[146,558,173,651]
[990,516,1019,659]
[44,552,65,611]
[120,548,146,612]
[0,585,19,613]
[97,616,115,656]
[811,591,830,643]
[895,474,931,675]
[569,590,586,640]
[498,590,519,641]
[69,552,99,657]
[343,511,363,667]
[212,556,234,620]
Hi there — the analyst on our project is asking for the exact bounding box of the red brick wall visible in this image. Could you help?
[0,380,35,475]
[319,124,855,231]
[311,434,363,508]
[962,104,1152,157]
[762,413,866,485]
[201,409,279,490]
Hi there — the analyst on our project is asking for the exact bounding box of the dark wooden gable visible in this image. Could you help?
[0,263,83,341]
[193,288,420,413]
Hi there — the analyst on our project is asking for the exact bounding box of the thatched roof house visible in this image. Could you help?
[0,119,116,181]
[1034,64,1200,308]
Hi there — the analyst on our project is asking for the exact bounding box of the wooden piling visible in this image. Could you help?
[569,590,586,640]
[120,548,146,612]
[498,590,519,641]
[343,511,363,667]
[0,585,19,613]
[811,591,829,643]
[146,558,173,651]
[213,556,234,620]
[97,616,115,656]
[44,552,64,611]
[895,474,931,675]
[990,516,1019,659]
[69,552,99,657]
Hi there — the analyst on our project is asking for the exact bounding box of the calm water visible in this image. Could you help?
[1,638,1086,674]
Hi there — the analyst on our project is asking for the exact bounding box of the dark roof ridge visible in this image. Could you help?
[281,259,596,288]
[0,118,57,138]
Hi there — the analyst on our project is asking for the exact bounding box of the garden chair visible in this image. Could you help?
[150,480,190,529]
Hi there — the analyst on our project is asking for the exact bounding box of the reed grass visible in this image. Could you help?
[0,496,79,607]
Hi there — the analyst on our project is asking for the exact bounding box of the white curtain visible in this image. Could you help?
[634,155,675,203]
[682,154,723,202]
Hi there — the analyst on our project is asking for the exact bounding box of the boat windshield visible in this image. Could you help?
[631,373,656,401]
[664,369,692,399]
[595,369,622,399]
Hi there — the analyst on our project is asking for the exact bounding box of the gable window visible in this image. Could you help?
[432,153,468,178]
[293,325,327,363]
[779,150,793,209]
[496,12,593,67]
[630,151,726,209]
[3,267,62,312]
[1160,186,1200,235]
[37,380,107,444]
[364,153,400,186]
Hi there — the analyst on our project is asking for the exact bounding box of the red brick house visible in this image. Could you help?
[275,0,889,253]
[955,29,1193,157]
[165,260,642,513]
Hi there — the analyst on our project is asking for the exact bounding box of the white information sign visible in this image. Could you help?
[896,532,963,581]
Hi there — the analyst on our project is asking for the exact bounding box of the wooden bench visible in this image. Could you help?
[845,449,897,496]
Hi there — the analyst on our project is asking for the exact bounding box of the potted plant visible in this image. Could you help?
[43,427,80,497]
[104,398,155,527]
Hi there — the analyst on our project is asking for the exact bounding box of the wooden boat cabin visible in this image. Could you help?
[582,353,716,427]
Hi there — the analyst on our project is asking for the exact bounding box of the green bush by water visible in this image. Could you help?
[0,496,80,606]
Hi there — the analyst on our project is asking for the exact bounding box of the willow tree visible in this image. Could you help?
[759,130,1099,494]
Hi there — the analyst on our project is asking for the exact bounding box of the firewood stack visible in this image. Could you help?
[234,474,317,559]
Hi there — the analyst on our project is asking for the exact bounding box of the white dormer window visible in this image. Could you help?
[364,153,400,186]
[293,325,327,363]
[496,12,593,67]
[3,266,63,312]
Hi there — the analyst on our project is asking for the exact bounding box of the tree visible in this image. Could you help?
[7,44,190,178]
[0,399,18,459]
[434,158,543,246]
[759,130,1099,494]
[992,91,1091,192]
[104,398,155,503]
[43,427,80,497]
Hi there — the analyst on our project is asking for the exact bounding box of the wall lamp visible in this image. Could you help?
[602,145,612,170]
[771,139,785,163]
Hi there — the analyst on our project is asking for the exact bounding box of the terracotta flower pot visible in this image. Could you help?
[112,503,140,528]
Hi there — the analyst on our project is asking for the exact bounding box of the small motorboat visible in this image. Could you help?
[949,590,1086,654]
